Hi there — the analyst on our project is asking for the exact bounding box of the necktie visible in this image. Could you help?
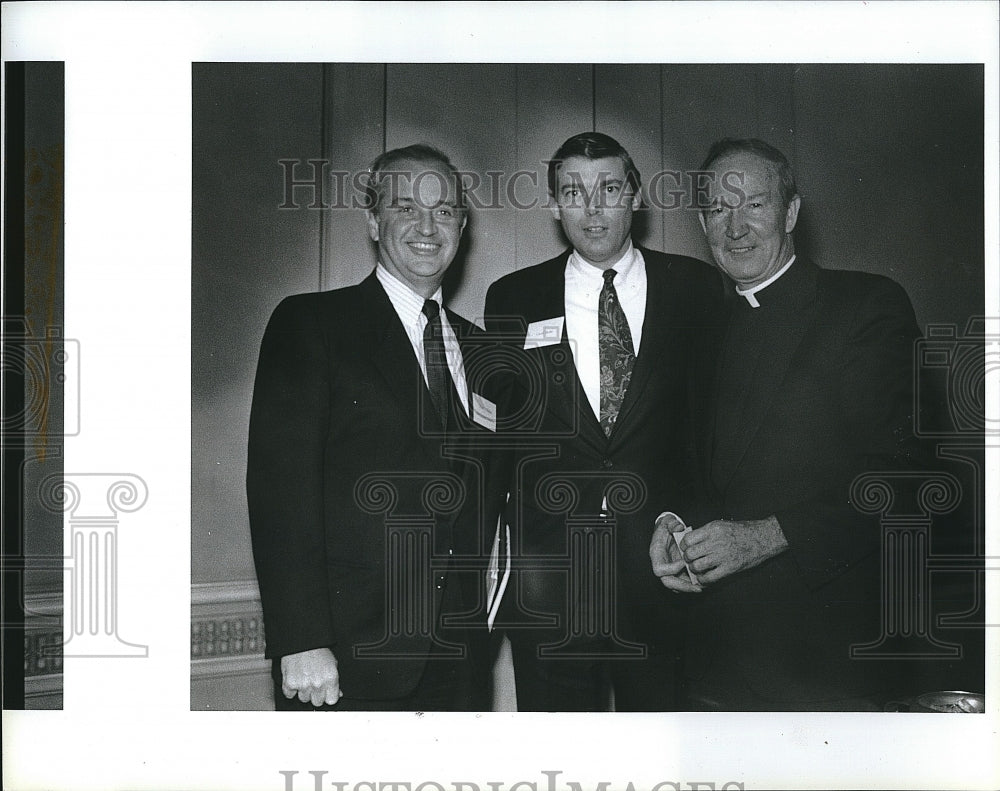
[598,268,636,436]
[422,299,450,429]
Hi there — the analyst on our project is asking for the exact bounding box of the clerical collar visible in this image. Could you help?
[736,255,797,308]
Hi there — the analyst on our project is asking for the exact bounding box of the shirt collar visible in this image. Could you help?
[736,254,796,308]
[375,263,443,325]
[568,241,638,284]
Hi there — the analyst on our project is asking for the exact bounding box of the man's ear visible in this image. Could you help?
[630,189,641,212]
[785,195,801,234]
[367,210,379,242]
[549,199,561,222]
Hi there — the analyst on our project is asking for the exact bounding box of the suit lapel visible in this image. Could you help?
[524,255,606,452]
[550,258,606,451]
[359,273,434,437]
[611,251,674,439]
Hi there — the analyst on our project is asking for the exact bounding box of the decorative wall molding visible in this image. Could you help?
[191,580,273,709]
[191,580,267,667]
[24,589,63,708]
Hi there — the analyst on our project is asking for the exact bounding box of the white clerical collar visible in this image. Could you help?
[736,255,796,308]
[568,241,638,282]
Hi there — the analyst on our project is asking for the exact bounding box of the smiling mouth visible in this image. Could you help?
[582,225,607,234]
[407,242,442,254]
[727,246,755,255]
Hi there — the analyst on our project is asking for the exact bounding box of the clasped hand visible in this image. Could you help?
[649,513,788,592]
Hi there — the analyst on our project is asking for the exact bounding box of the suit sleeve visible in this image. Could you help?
[246,295,336,658]
[775,278,924,588]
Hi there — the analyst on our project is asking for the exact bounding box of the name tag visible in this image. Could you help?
[471,392,497,432]
[523,316,564,349]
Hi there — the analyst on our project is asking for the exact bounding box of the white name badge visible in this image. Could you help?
[471,392,497,432]
[523,316,564,349]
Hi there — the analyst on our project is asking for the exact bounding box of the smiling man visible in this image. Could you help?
[247,144,508,711]
[484,132,720,711]
[650,138,923,710]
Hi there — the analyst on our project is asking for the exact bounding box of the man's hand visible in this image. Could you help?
[280,647,343,706]
[681,516,789,585]
[649,512,703,593]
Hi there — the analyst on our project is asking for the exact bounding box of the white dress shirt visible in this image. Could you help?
[375,264,470,416]
[564,242,647,421]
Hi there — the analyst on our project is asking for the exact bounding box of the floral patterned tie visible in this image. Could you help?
[599,268,635,436]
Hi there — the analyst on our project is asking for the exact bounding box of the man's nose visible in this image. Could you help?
[416,209,437,235]
[585,198,603,216]
[725,210,747,238]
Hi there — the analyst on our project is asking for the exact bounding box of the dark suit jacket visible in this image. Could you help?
[484,247,722,649]
[246,272,509,700]
[686,257,922,705]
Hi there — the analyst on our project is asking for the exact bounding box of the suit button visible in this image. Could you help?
[601,457,614,469]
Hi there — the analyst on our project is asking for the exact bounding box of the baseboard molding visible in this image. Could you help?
[191,579,267,661]
[191,580,274,709]
[24,590,64,708]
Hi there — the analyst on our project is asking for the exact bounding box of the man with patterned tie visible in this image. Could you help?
[484,132,721,710]
[247,144,509,711]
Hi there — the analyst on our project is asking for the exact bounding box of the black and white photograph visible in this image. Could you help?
[192,62,985,715]
[3,3,999,790]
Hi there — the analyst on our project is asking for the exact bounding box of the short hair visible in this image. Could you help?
[547,132,641,197]
[365,143,465,212]
[699,138,798,207]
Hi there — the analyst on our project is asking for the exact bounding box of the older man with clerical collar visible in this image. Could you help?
[651,138,924,711]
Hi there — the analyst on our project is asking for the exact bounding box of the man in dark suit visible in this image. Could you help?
[247,144,507,711]
[650,138,922,710]
[485,132,720,710]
